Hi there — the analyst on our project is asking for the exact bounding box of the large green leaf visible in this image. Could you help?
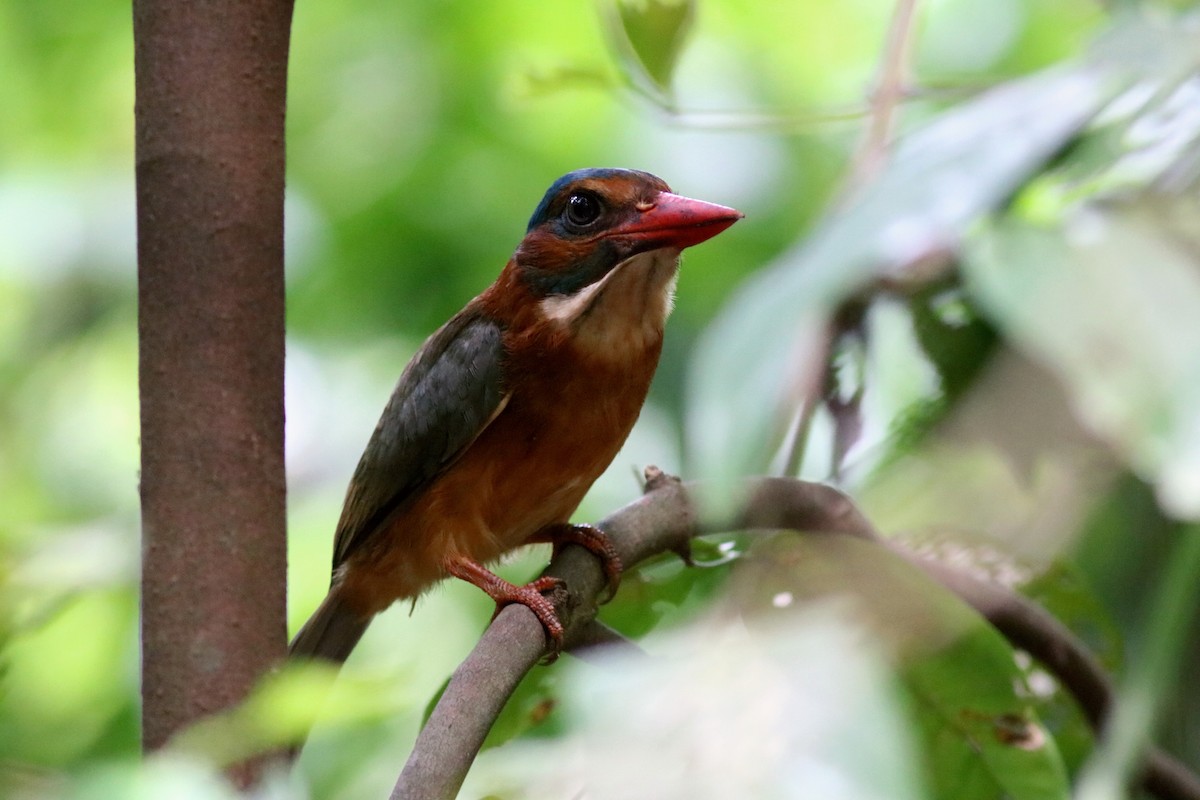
[687,64,1121,497]
[964,201,1200,518]
[905,628,1070,800]
[686,12,1200,497]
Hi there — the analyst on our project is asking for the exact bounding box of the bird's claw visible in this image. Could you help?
[534,523,623,603]
[490,577,566,660]
[444,557,566,656]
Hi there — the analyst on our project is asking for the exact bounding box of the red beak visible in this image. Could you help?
[606,191,743,250]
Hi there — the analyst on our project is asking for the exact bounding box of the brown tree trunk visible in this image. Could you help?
[133,0,294,784]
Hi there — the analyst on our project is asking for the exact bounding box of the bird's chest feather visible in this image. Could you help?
[474,249,678,531]
[409,249,676,563]
[357,334,661,604]
[475,332,661,539]
[417,311,663,563]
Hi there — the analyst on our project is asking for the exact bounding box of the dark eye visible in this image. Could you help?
[565,192,602,227]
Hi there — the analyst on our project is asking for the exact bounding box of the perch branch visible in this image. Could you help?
[390,473,1200,800]
[390,470,695,800]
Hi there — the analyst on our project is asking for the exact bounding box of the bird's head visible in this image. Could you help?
[504,168,742,354]
[516,167,741,296]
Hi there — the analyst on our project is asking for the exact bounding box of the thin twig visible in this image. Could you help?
[780,394,820,477]
[779,324,835,478]
[848,0,923,191]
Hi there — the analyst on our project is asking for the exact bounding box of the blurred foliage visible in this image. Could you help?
[2,0,1200,798]
[476,610,929,800]
[730,533,1072,800]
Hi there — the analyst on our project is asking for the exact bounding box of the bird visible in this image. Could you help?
[289,167,741,666]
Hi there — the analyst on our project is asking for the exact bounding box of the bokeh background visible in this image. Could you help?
[5,0,1200,798]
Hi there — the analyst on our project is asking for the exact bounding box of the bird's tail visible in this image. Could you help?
[283,592,371,761]
[288,590,371,665]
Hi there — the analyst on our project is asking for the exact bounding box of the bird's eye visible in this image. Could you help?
[565,192,602,227]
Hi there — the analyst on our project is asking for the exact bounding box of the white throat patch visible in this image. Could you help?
[538,248,680,359]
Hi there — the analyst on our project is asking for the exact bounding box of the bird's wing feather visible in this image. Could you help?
[331,307,507,569]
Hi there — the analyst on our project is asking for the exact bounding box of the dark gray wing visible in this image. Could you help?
[330,308,507,569]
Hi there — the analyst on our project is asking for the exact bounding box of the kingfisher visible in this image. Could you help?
[290,168,741,664]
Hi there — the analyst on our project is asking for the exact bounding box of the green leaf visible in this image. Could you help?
[964,201,1200,518]
[907,284,1000,406]
[1021,561,1122,673]
[608,0,695,93]
[905,628,1070,800]
[480,668,563,750]
[421,658,564,752]
[598,544,734,638]
[172,660,404,767]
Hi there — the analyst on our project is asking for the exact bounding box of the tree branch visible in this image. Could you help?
[390,473,1200,800]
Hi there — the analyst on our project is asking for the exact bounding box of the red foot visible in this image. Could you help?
[444,557,565,649]
[531,523,623,602]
